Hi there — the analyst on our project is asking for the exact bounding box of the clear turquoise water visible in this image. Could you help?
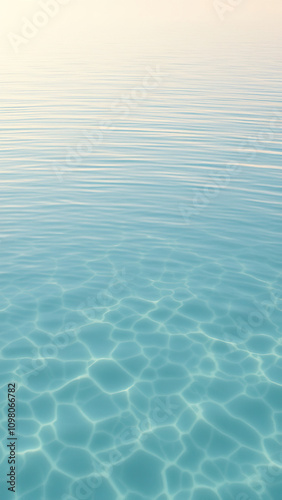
[0,37,282,500]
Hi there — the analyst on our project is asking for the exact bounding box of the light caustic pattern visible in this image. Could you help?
[0,39,282,500]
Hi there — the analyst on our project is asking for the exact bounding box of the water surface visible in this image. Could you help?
[0,36,282,500]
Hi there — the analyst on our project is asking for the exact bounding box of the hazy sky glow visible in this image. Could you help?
[1,0,281,55]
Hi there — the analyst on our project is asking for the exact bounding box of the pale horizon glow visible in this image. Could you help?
[1,0,282,61]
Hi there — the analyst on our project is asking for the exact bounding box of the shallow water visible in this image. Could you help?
[0,36,282,500]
